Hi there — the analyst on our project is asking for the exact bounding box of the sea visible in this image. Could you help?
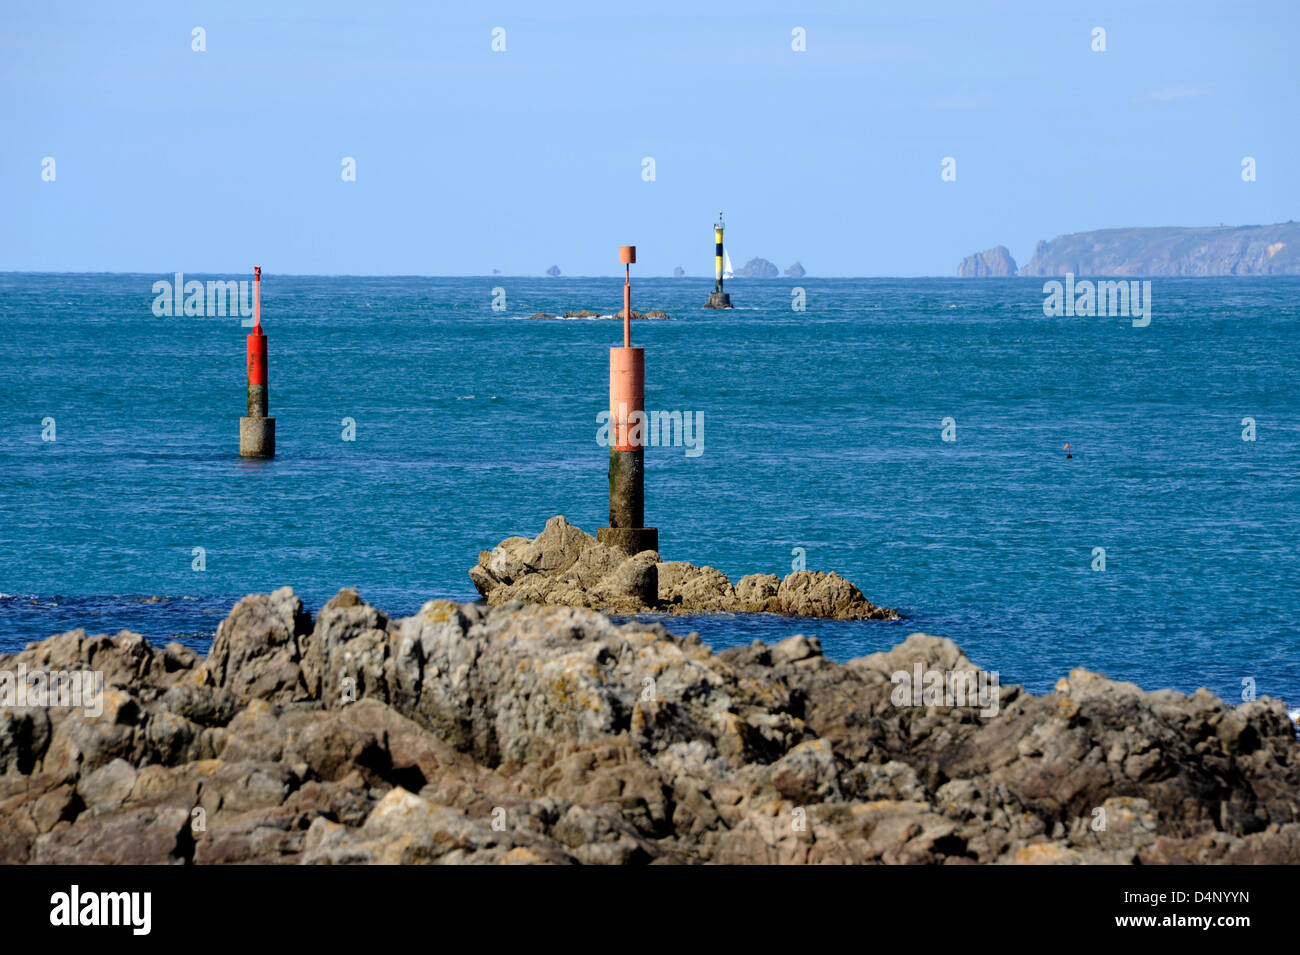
[1,273,1296,710]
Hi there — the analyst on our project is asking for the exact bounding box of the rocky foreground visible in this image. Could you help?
[2,587,1298,864]
[470,516,898,620]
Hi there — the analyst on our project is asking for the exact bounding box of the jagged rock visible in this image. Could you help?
[672,266,685,277]
[734,573,782,612]
[1,589,1297,865]
[784,261,806,278]
[777,570,896,620]
[469,516,898,620]
[592,552,659,609]
[545,265,561,277]
[301,588,391,706]
[204,587,312,702]
[657,561,734,610]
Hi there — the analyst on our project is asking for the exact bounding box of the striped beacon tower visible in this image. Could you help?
[597,244,658,556]
[705,212,732,308]
[239,266,276,458]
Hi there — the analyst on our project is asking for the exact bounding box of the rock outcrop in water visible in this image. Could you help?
[734,258,780,278]
[524,310,670,320]
[468,516,898,620]
[957,245,1017,277]
[1,588,1297,864]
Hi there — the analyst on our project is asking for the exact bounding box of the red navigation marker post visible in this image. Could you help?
[239,266,276,458]
[598,245,657,556]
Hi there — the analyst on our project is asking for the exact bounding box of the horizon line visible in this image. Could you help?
[4,270,1298,281]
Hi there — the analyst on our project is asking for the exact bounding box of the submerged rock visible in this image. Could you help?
[469,516,898,620]
[1,589,1297,864]
[556,309,670,320]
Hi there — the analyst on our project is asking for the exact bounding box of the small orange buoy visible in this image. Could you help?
[1064,443,1072,459]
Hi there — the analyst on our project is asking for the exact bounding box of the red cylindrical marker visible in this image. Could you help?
[598,245,657,557]
[240,265,276,457]
[247,267,268,401]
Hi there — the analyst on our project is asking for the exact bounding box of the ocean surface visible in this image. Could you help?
[1,273,1296,709]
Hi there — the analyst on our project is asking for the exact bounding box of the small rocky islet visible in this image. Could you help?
[469,516,898,620]
[1,557,1298,863]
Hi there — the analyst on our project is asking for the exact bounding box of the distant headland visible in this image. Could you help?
[959,222,1300,277]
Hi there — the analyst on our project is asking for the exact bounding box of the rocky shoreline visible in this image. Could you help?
[2,587,1298,864]
[469,516,899,620]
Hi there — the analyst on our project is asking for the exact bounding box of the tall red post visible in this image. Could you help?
[598,245,657,556]
[240,266,276,458]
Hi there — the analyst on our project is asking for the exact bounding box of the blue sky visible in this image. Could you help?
[2,0,1296,275]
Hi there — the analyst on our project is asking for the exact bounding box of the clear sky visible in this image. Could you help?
[2,0,1296,276]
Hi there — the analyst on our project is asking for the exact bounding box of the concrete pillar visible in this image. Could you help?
[239,414,275,458]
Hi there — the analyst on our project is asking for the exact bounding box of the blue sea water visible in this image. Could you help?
[0,273,1296,708]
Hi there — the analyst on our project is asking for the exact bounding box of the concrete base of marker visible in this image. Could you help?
[704,291,732,309]
[248,384,269,418]
[597,526,658,556]
[240,416,276,458]
[607,448,645,526]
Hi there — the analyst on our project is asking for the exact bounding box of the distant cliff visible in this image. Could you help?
[960,223,1300,277]
[1022,223,1300,276]
[958,246,1017,277]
